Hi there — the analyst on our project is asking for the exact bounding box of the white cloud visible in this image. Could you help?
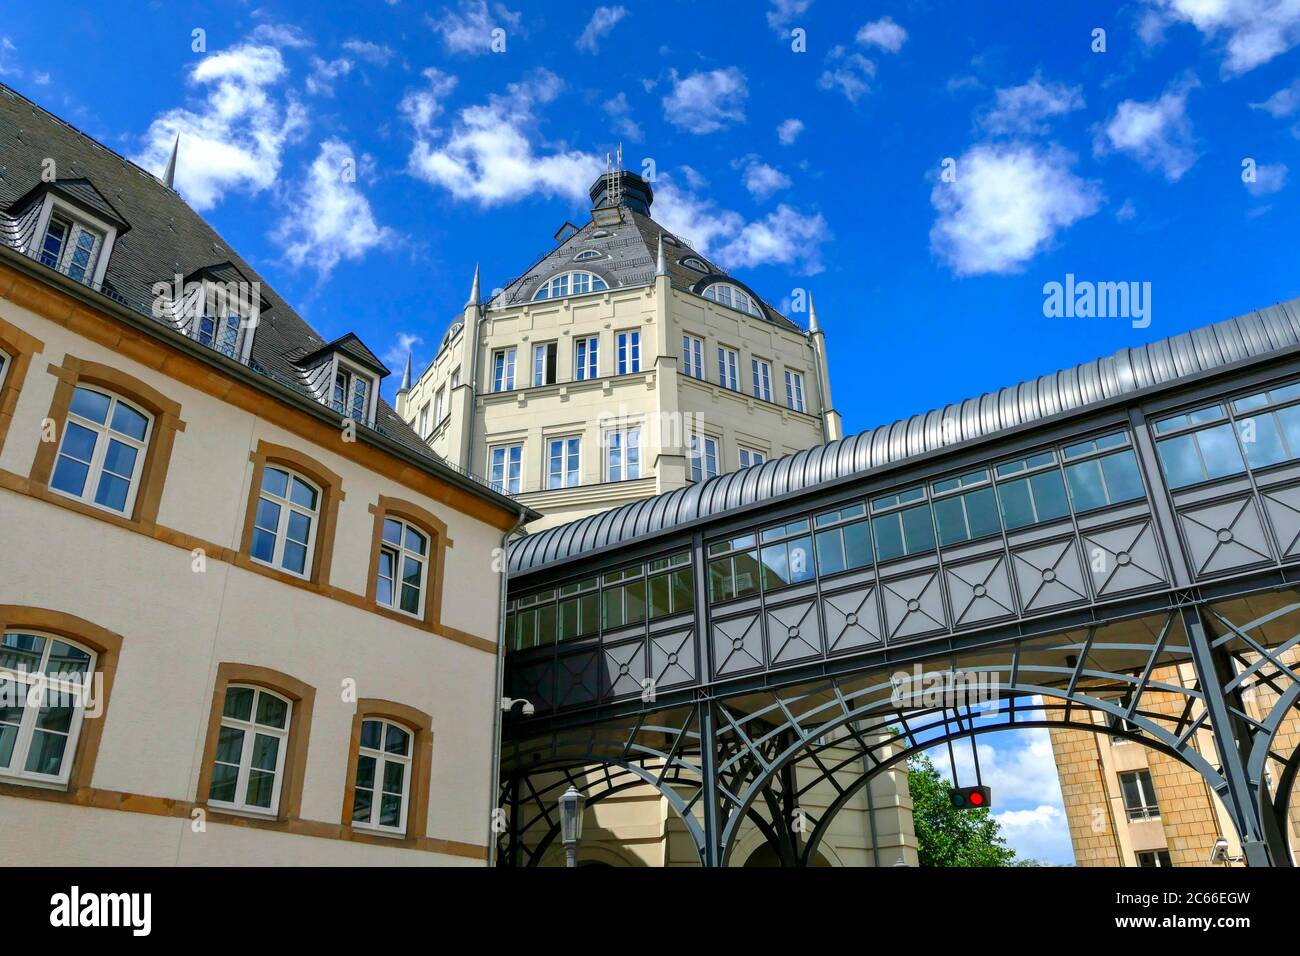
[982,75,1084,135]
[736,157,791,199]
[428,0,521,55]
[133,40,307,210]
[819,45,876,102]
[857,16,908,52]
[1251,79,1300,117]
[275,140,393,277]
[342,39,396,66]
[403,69,604,206]
[767,0,812,31]
[995,804,1073,863]
[1095,77,1199,182]
[777,117,804,145]
[1246,162,1288,195]
[930,142,1102,276]
[250,23,313,49]
[576,6,627,53]
[604,92,643,142]
[662,67,747,134]
[1116,198,1138,221]
[306,57,353,96]
[0,36,19,77]
[654,176,829,275]
[384,332,424,372]
[1142,0,1300,74]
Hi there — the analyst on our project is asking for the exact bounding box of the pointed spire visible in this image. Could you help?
[399,352,412,392]
[656,235,667,277]
[467,263,482,308]
[808,292,820,333]
[163,134,180,189]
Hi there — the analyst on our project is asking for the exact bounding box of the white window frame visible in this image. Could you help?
[575,336,599,381]
[605,425,641,482]
[752,358,772,401]
[375,516,429,619]
[785,369,806,412]
[682,334,704,380]
[616,330,641,375]
[718,347,739,391]
[702,282,761,317]
[490,443,523,495]
[49,385,152,518]
[689,433,719,483]
[434,386,446,424]
[739,447,767,469]
[492,348,517,392]
[533,341,557,387]
[207,684,292,817]
[250,465,322,580]
[332,357,377,426]
[418,402,430,439]
[31,195,117,290]
[0,348,9,391]
[547,436,582,489]
[532,270,609,301]
[0,631,95,787]
[350,717,413,835]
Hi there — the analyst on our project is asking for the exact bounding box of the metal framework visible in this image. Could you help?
[499,340,1300,867]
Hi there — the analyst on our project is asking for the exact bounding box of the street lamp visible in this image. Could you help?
[558,785,586,868]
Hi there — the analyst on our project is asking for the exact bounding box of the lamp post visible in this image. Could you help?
[559,785,586,868]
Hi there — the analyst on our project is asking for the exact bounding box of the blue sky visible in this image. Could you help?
[5,0,1299,863]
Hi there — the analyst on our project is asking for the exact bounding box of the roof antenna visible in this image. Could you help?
[162,133,180,189]
[607,143,623,208]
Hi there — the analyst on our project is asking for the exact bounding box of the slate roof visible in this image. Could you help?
[0,83,516,508]
[508,298,1300,576]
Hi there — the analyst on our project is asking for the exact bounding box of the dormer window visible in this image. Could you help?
[703,282,762,318]
[532,271,608,301]
[573,250,603,262]
[40,214,103,283]
[681,256,709,273]
[164,264,264,363]
[333,364,373,423]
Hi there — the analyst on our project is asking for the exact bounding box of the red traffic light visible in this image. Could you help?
[949,785,991,810]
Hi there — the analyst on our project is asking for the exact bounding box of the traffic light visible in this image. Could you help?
[949,785,991,810]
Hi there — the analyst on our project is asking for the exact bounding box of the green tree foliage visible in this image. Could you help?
[908,753,1018,867]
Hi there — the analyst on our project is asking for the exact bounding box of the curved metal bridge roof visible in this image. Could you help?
[508,300,1300,576]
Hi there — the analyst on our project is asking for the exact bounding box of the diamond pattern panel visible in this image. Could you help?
[1180,497,1272,577]
[823,586,881,653]
[881,571,947,640]
[556,651,599,708]
[712,613,764,676]
[650,627,696,688]
[1261,484,1300,560]
[765,599,823,664]
[1012,539,1088,612]
[945,554,1016,627]
[602,640,646,700]
[1082,520,1166,596]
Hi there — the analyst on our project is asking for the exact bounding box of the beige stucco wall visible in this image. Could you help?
[0,288,508,865]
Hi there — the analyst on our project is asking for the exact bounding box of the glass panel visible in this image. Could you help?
[580,593,600,634]
[47,641,91,677]
[69,387,111,424]
[360,719,382,750]
[1197,423,1246,480]
[405,526,427,555]
[733,551,761,598]
[286,510,311,545]
[385,724,411,755]
[1157,434,1203,488]
[537,604,556,646]
[101,439,138,478]
[815,528,845,576]
[873,512,904,562]
[843,520,872,569]
[1277,405,1300,459]
[282,540,308,574]
[603,588,624,629]
[625,578,646,624]
[93,471,131,512]
[965,487,1001,538]
[262,466,289,497]
[250,732,280,771]
[997,478,1035,530]
[670,568,693,612]
[110,402,149,441]
[933,496,967,546]
[648,575,671,619]
[290,477,318,510]
[1099,450,1144,503]
[245,769,276,808]
[24,728,67,775]
[50,455,91,499]
[383,518,402,545]
[761,543,789,589]
[788,536,814,582]
[1065,459,1107,512]
[223,686,255,721]
[0,633,45,671]
[900,505,936,554]
[255,692,288,729]
[208,761,239,802]
[214,725,244,764]
[1238,416,1288,468]
[379,793,402,827]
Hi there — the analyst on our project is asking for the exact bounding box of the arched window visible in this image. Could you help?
[376,517,429,618]
[702,282,762,318]
[0,630,96,785]
[573,249,603,262]
[250,465,322,579]
[49,385,152,516]
[350,716,414,833]
[680,256,709,273]
[207,683,293,814]
[533,271,609,301]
